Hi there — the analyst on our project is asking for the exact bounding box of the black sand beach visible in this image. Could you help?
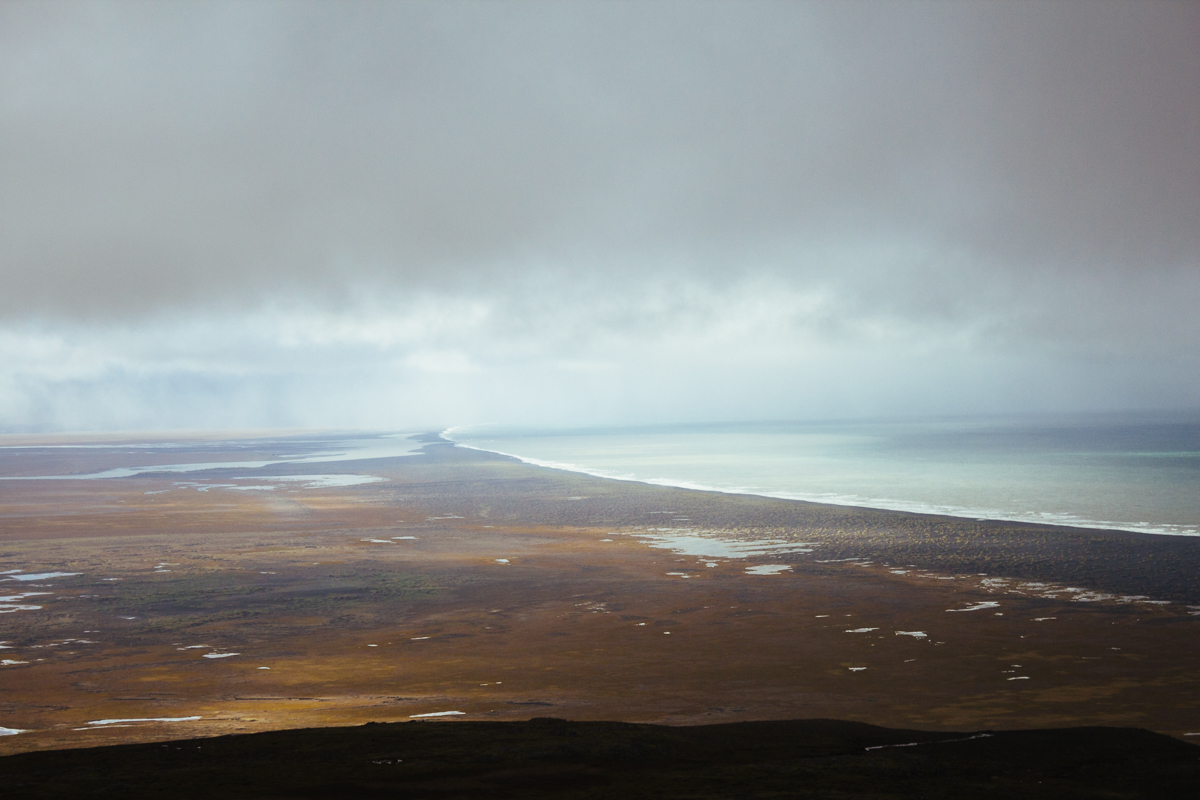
[399,437,1200,604]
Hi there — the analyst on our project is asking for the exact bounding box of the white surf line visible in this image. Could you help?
[409,711,465,718]
[86,716,202,726]
[202,652,240,659]
[443,435,1200,538]
[895,631,927,638]
[0,726,27,735]
[864,733,994,751]
[846,627,880,633]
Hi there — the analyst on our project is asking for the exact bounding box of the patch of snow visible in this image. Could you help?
[634,531,814,560]
[2,572,80,582]
[946,601,1001,612]
[745,565,791,575]
[0,605,42,613]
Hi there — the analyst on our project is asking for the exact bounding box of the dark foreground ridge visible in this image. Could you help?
[2,718,1197,799]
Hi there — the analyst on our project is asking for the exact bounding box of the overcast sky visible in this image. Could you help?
[1,0,1198,432]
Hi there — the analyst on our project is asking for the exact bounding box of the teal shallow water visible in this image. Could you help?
[446,415,1200,537]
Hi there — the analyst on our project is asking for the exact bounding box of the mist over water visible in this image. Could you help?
[448,414,1200,537]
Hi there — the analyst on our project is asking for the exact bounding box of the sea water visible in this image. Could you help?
[446,414,1200,537]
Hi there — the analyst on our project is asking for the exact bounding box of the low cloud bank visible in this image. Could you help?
[2,2,1197,429]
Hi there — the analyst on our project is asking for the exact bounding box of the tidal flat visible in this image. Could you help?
[1,433,1198,762]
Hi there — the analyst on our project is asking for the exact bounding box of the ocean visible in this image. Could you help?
[445,414,1200,538]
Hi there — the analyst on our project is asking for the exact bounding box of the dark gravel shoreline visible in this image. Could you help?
[379,436,1200,604]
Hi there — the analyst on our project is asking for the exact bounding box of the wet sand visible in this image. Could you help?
[1,435,1198,755]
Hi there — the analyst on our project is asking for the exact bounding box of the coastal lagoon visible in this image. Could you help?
[0,433,423,481]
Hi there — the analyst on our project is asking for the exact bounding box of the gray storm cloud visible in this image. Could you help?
[1,1,1197,431]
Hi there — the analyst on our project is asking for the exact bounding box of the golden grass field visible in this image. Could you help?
[2,434,1198,755]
